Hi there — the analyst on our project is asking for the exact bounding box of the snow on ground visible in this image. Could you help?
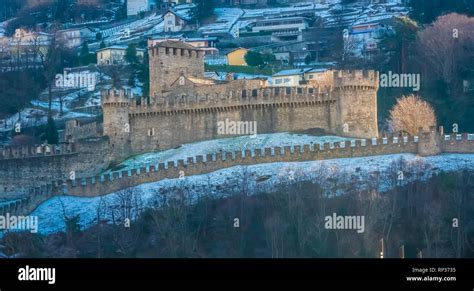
[31,89,88,112]
[241,3,326,19]
[0,109,94,132]
[199,8,244,36]
[26,153,474,235]
[105,133,353,173]
[0,88,98,132]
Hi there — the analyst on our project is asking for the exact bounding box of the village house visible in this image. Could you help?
[271,67,332,87]
[148,35,218,55]
[96,45,145,65]
[163,10,195,32]
[251,17,310,34]
[56,27,96,49]
[272,68,312,86]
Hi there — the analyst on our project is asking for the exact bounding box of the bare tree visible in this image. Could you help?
[388,94,436,135]
[416,13,474,95]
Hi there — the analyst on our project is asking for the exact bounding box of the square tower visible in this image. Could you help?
[149,40,205,101]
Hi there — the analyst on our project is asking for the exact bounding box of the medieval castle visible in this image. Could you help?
[1,40,473,216]
[103,40,379,161]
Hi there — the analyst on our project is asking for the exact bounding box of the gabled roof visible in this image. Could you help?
[164,9,192,22]
[96,45,128,52]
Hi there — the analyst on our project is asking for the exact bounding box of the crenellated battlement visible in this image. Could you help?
[101,88,134,107]
[61,134,421,197]
[4,131,474,217]
[333,70,379,89]
[129,86,335,115]
[0,143,76,160]
[149,44,204,59]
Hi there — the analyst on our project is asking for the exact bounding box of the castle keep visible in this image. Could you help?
[104,40,379,162]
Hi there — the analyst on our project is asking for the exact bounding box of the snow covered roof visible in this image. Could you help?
[164,9,192,22]
[308,68,328,73]
[273,68,312,77]
[96,45,128,52]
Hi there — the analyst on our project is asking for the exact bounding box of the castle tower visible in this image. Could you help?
[101,89,132,162]
[332,70,379,138]
[417,126,442,156]
[149,40,205,102]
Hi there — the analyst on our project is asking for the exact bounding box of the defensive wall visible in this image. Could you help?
[0,137,110,196]
[103,70,379,162]
[1,131,474,217]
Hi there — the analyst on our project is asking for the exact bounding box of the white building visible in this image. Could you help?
[56,27,95,49]
[96,45,145,65]
[162,10,193,32]
[127,0,151,17]
[272,67,331,87]
[271,68,312,87]
[252,17,309,33]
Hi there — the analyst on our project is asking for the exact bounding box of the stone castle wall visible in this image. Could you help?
[60,135,420,197]
[149,44,205,98]
[0,137,110,197]
[2,131,474,217]
[442,133,474,153]
[0,184,56,216]
[128,86,337,154]
[102,70,379,161]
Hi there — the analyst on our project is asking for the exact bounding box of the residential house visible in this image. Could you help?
[163,10,194,32]
[148,35,218,55]
[272,68,312,86]
[304,68,332,87]
[56,27,96,49]
[346,22,388,58]
[251,17,309,34]
[96,45,145,65]
[185,37,219,55]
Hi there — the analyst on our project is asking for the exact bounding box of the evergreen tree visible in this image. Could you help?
[80,42,90,59]
[45,117,58,144]
[244,51,264,67]
[125,44,139,65]
[193,0,215,21]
